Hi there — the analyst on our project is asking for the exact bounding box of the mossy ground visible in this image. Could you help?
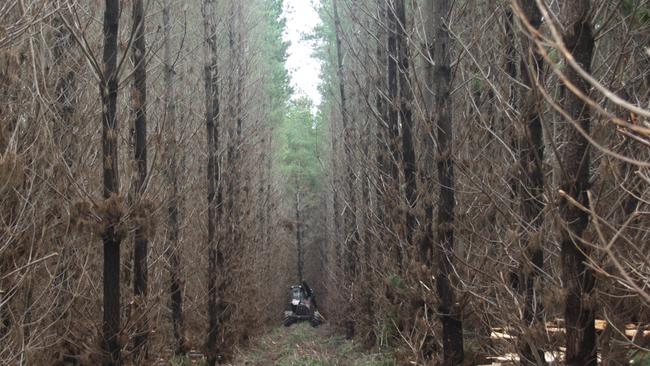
[224,323,394,366]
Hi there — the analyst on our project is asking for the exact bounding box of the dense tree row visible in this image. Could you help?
[310,0,649,364]
[0,0,296,364]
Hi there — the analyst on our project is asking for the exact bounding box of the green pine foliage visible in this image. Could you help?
[260,0,292,120]
[277,97,326,198]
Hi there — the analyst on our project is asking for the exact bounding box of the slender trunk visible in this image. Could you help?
[558,1,596,365]
[265,134,273,250]
[419,0,436,267]
[374,1,387,203]
[504,9,518,201]
[202,0,221,364]
[395,0,416,246]
[332,0,358,339]
[386,1,400,185]
[419,0,437,359]
[432,0,464,364]
[162,0,184,355]
[295,189,303,281]
[100,1,122,365]
[359,26,376,343]
[374,0,391,272]
[330,114,342,262]
[53,16,76,170]
[235,2,244,194]
[386,0,402,270]
[503,7,523,298]
[514,1,546,364]
[52,14,76,341]
[130,0,149,361]
[225,4,237,272]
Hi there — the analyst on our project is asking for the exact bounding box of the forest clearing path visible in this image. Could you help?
[224,323,394,366]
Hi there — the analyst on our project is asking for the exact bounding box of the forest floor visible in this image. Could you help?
[223,323,394,366]
[165,321,650,365]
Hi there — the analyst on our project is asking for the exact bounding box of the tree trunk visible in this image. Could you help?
[431,0,464,364]
[265,134,273,251]
[332,0,358,339]
[295,188,303,281]
[503,7,520,296]
[50,12,84,366]
[419,0,437,359]
[513,1,546,364]
[386,0,403,271]
[374,0,393,281]
[374,0,388,211]
[330,113,343,263]
[51,12,77,339]
[558,1,596,365]
[202,0,221,364]
[395,0,417,246]
[130,0,149,361]
[100,1,122,365]
[162,0,184,355]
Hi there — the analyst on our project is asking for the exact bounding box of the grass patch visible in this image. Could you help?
[275,355,328,366]
[227,322,395,365]
[170,355,207,366]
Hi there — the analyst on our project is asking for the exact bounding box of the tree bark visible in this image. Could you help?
[202,0,221,364]
[51,12,77,339]
[386,0,403,271]
[295,188,303,281]
[513,1,546,364]
[558,1,596,365]
[431,0,464,364]
[100,1,122,365]
[395,0,417,246]
[130,0,149,361]
[332,0,359,339]
[419,0,437,359]
[162,0,184,355]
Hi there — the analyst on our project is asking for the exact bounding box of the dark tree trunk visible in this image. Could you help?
[419,0,437,359]
[419,0,436,267]
[53,15,77,170]
[504,9,519,201]
[202,0,221,364]
[386,1,400,187]
[51,14,77,341]
[432,0,464,364]
[265,134,273,251]
[513,1,546,364]
[162,0,184,355]
[386,0,402,270]
[50,9,83,366]
[332,0,359,339]
[295,188,303,281]
[100,1,122,365]
[130,0,149,361]
[375,0,389,207]
[330,115,342,259]
[558,1,596,365]
[374,1,393,280]
[395,0,417,246]
[225,4,237,276]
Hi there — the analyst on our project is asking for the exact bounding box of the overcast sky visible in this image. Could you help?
[282,0,322,107]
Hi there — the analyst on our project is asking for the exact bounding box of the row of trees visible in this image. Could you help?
[0,0,301,364]
[305,0,649,364]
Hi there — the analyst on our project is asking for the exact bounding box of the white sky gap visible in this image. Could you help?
[282,0,323,107]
